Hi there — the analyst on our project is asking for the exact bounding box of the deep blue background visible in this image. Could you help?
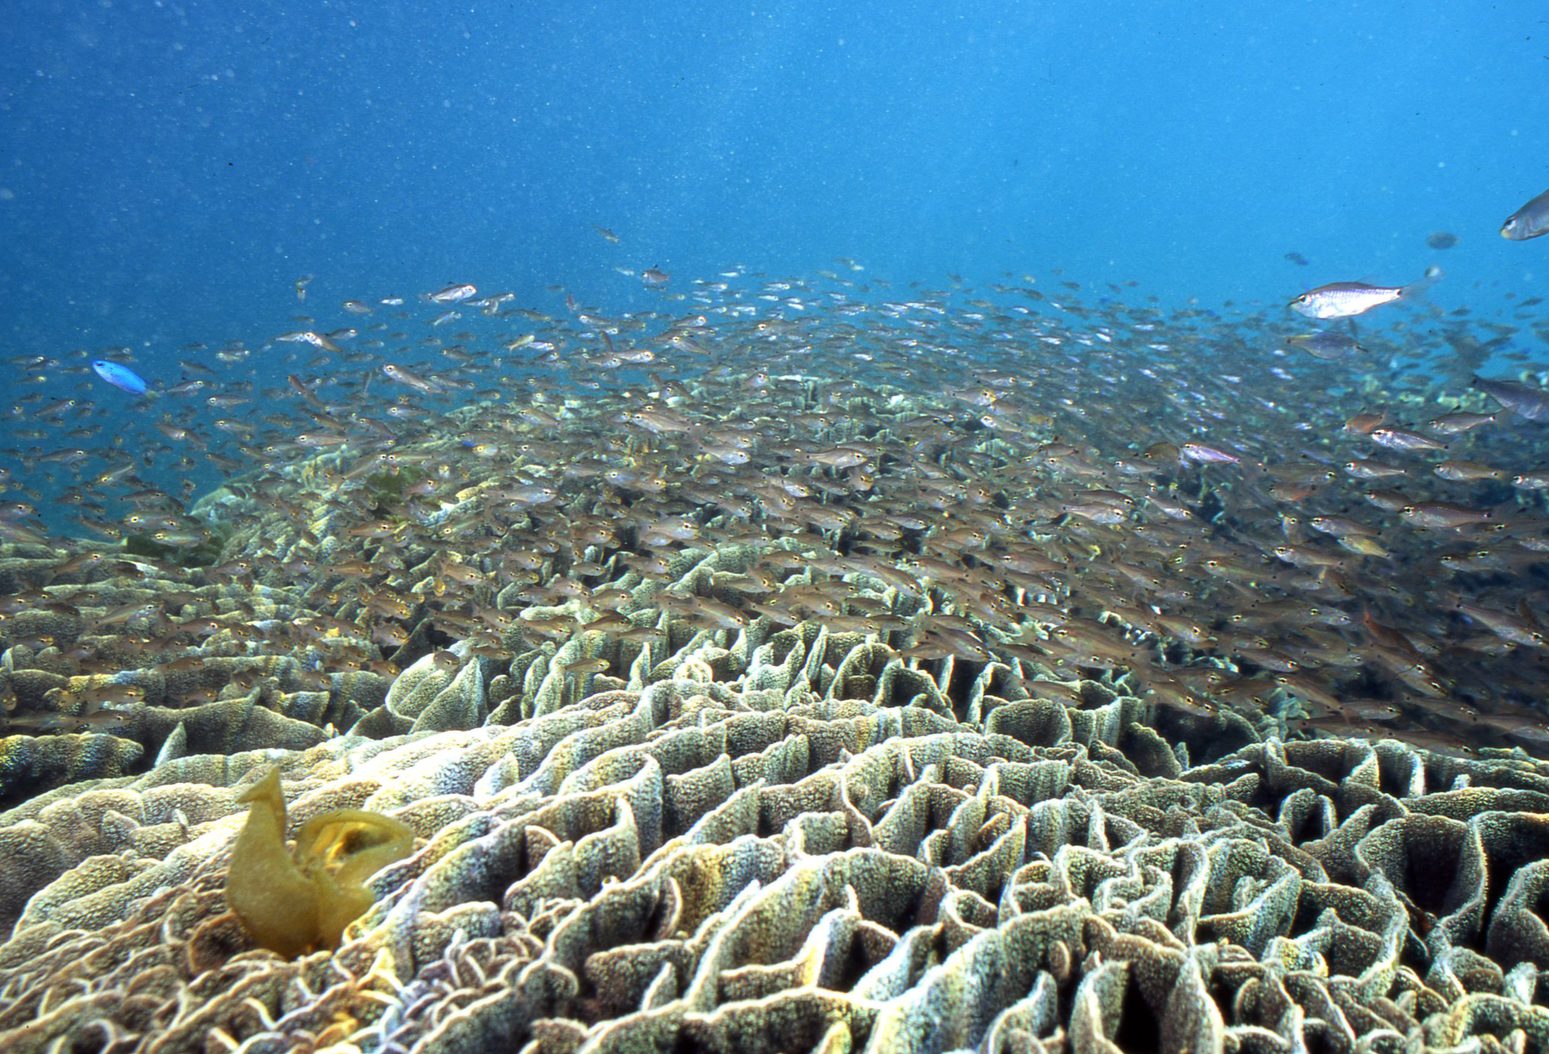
[2,1,1548,396]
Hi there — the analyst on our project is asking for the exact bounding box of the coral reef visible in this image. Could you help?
[0,623,1544,1053]
[4,276,1549,1051]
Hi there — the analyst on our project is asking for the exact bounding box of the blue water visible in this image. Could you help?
[2,1,1548,486]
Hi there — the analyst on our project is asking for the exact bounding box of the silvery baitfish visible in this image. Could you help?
[1288,267,1440,319]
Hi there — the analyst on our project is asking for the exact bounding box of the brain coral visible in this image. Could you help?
[0,625,1546,1053]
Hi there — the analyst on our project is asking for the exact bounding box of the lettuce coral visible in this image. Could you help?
[224,766,413,957]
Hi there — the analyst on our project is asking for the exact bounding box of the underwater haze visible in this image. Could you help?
[12,4,1549,1051]
[4,1,1548,353]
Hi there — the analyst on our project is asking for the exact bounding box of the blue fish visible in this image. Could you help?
[91,359,150,396]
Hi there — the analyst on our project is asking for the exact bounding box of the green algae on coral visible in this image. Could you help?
[225,767,413,957]
[121,519,232,568]
[362,464,426,514]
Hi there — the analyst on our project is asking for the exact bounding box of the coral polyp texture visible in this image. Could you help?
[6,273,1549,1053]
[1,623,1546,1054]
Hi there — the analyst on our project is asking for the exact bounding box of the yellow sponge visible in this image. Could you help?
[226,767,414,957]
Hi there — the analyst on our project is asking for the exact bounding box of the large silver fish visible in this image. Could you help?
[1501,187,1549,241]
[1288,268,1440,319]
[1472,375,1549,421]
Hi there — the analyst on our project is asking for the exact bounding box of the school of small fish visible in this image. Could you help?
[3,193,1549,763]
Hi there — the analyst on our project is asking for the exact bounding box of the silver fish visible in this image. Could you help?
[427,283,478,304]
[1472,375,1549,421]
[1501,187,1549,241]
[1288,267,1439,319]
[1287,331,1365,359]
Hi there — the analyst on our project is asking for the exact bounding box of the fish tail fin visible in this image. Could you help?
[1521,598,1548,635]
[1342,318,1368,352]
[1399,265,1443,301]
